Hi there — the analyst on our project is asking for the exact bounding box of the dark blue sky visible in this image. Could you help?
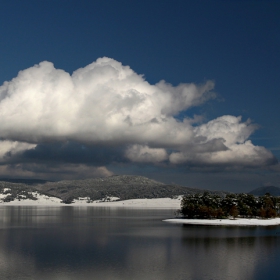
[0,0,279,192]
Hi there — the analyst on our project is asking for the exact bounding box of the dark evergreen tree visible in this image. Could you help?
[181,192,280,219]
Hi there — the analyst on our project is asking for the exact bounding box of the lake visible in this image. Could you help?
[0,206,279,280]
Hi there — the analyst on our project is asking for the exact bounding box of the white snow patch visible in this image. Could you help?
[0,194,8,200]
[0,196,182,208]
[86,197,182,208]
[1,192,62,205]
[163,218,280,226]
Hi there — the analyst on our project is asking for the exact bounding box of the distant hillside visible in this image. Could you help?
[34,175,227,201]
[0,175,228,203]
[249,186,280,196]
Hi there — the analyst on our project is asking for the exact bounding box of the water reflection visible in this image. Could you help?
[178,225,280,280]
[0,206,279,279]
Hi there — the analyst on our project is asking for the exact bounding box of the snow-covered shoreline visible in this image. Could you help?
[0,193,182,208]
[2,195,280,226]
[163,218,280,226]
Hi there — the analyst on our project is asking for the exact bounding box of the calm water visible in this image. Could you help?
[0,206,280,280]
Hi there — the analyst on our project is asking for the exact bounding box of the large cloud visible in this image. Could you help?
[0,58,214,145]
[169,116,276,167]
[0,57,276,178]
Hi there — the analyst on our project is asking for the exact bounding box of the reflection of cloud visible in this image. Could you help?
[126,242,168,273]
[0,207,61,225]
[0,250,35,278]
[0,58,276,178]
[178,230,269,280]
[0,207,279,279]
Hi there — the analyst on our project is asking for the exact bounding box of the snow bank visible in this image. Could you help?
[163,218,280,226]
[1,192,62,205]
[91,197,182,208]
[0,193,182,208]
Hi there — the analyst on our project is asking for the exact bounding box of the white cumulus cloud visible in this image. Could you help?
[0,57,276,177]
[0,58,214,145]
[0,141,36,161]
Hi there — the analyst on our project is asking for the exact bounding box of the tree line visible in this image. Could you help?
[180,192,280,219]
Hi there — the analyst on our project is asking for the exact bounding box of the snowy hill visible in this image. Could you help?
[0,175,228,204]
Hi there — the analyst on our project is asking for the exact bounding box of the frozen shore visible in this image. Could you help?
[0,193,182,209]
[163,217,280,226]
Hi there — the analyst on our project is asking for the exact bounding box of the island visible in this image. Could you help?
[164,192,280,226]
